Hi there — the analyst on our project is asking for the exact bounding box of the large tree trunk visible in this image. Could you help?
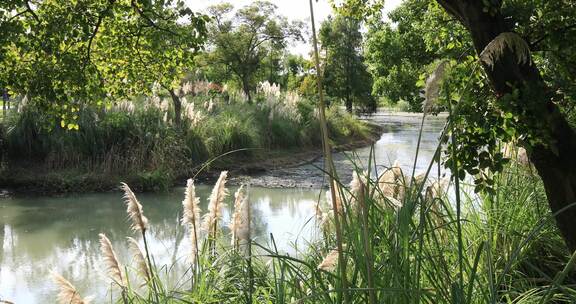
[168,89,182,126]
[437,0,576,250]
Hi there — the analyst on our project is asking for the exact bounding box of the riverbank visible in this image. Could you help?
[0,122,383,195]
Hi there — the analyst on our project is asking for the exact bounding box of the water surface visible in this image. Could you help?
[0,112,446,303]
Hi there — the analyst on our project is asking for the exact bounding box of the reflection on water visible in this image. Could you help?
[0,113,446,303]
[244,113,446,187]
[0,187,321,303]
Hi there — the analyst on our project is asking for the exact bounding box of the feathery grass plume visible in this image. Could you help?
[120,182,149,232]
[182,179,202,263]
[349,170,367,206]
[127,237,151,284]
[378,160,406,201]
[236,191,251,249]
[502,142,530,166]
[317,248,340,272]
[202,171,229,238]
[480,32,532,69]
[230,186,251,255]
[229,185,245,247]
[52,272,91,304]
[98,233,125,287]
[423,60,449,114]
[413,172,427,188]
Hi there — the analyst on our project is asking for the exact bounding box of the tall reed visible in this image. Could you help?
[202,171,228,256]
[182,178,201,267]
[308,1,349,302]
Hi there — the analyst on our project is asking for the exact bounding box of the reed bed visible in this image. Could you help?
[48,154,574,304]
[0,86,371,192]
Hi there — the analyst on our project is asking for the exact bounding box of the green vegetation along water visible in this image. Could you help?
[0,113,445,303]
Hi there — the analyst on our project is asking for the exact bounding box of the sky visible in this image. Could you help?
[185,0,403,57]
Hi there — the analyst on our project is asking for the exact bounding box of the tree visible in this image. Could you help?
[357,0,576,250]
[0,0,208,127]
[320,15,375,113]
[364,1,436,111]
[281,54,311,92]
[340,0,576,250]
[431,0,576,250]
[206,1,302,102]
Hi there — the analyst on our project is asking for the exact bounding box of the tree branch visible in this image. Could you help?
[435,0,464,24]
[85,0,117,68]
[529,23,576,50]
[24,0,40,23]
[130,0,178,36]
[7,9,29,22]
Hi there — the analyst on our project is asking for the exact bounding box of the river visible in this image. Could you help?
[0,112,446,303]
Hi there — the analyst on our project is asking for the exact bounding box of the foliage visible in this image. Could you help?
[364,1,437,112]
[0,87,372,192]
[204,1,303,102]
[0,0,209,127]
[320,15,376,113]
[282,54,312,92]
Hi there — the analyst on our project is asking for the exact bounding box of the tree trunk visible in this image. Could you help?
[437,0,576,250]
[345,97,353,113]
[169,89,182,126]
[242,78,252,104]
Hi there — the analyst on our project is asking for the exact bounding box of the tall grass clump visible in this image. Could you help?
[49,159,576,303]
[1,82,373,192]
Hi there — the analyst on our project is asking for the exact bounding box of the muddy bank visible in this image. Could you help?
[232,112,446,188]
[213,123,383,174]
[0,123,384,195]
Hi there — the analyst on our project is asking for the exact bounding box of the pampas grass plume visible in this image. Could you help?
[98,233,125,287]
[120,182,148,232]
[480,32,532,69]
[317,249,340,272]
[378,160,406,201]
[127,237,151,284]
[202,171,229,236]
[229,185,245,246]
[52,272,91,304]
[423,60,449,114]
[182,178,202,262]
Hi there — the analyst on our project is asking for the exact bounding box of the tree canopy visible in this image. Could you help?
[364,1,435,111]
[0,0,209,128]
[204,1,303,102]
[320,15,375,112]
